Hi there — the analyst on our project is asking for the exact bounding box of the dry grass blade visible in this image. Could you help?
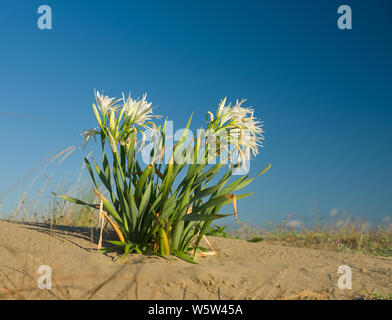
[100,210,124,244]
[93,189,125,244]
[225,194,237,221]
[50,146,75,163]
[97,199,104,250]
[197,251,216,257]
[58,147,76,165]
[202,235,214,251]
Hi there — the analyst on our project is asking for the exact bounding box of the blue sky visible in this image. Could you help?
[0,0,391,227]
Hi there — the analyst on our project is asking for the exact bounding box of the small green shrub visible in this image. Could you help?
[56,90,269,262]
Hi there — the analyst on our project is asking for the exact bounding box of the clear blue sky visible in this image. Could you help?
[0,0,391,226]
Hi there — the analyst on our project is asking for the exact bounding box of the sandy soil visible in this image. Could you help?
[0,219,391,300]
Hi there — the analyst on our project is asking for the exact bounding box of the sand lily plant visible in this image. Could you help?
[56,90,270,263]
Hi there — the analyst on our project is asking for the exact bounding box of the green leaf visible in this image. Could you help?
[248,237,264,243]
[138,180,153,216]
[56,194,98,209]
[173,250,197,264]
[221,163,271,194]
[135,165,153,204]
[93,159,112,193]
[190,185,221,203]
[182,213,233,222]
[84,158,97,188]
[192,193,253,215]
[107,240,125,246]
[193,163,223,187]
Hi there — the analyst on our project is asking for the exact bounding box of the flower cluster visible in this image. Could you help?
[208,98,264,166]
[81,91,264,170]
[81,90,160,150]
[94,90,118,116]
[123,93,160,126]
[58,89,270,263]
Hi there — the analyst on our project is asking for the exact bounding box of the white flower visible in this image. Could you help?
[216,97,232,125]
[80,127,100,149]
[123,93,161,126]
[210,98,264,163]
[95,90,118,116]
